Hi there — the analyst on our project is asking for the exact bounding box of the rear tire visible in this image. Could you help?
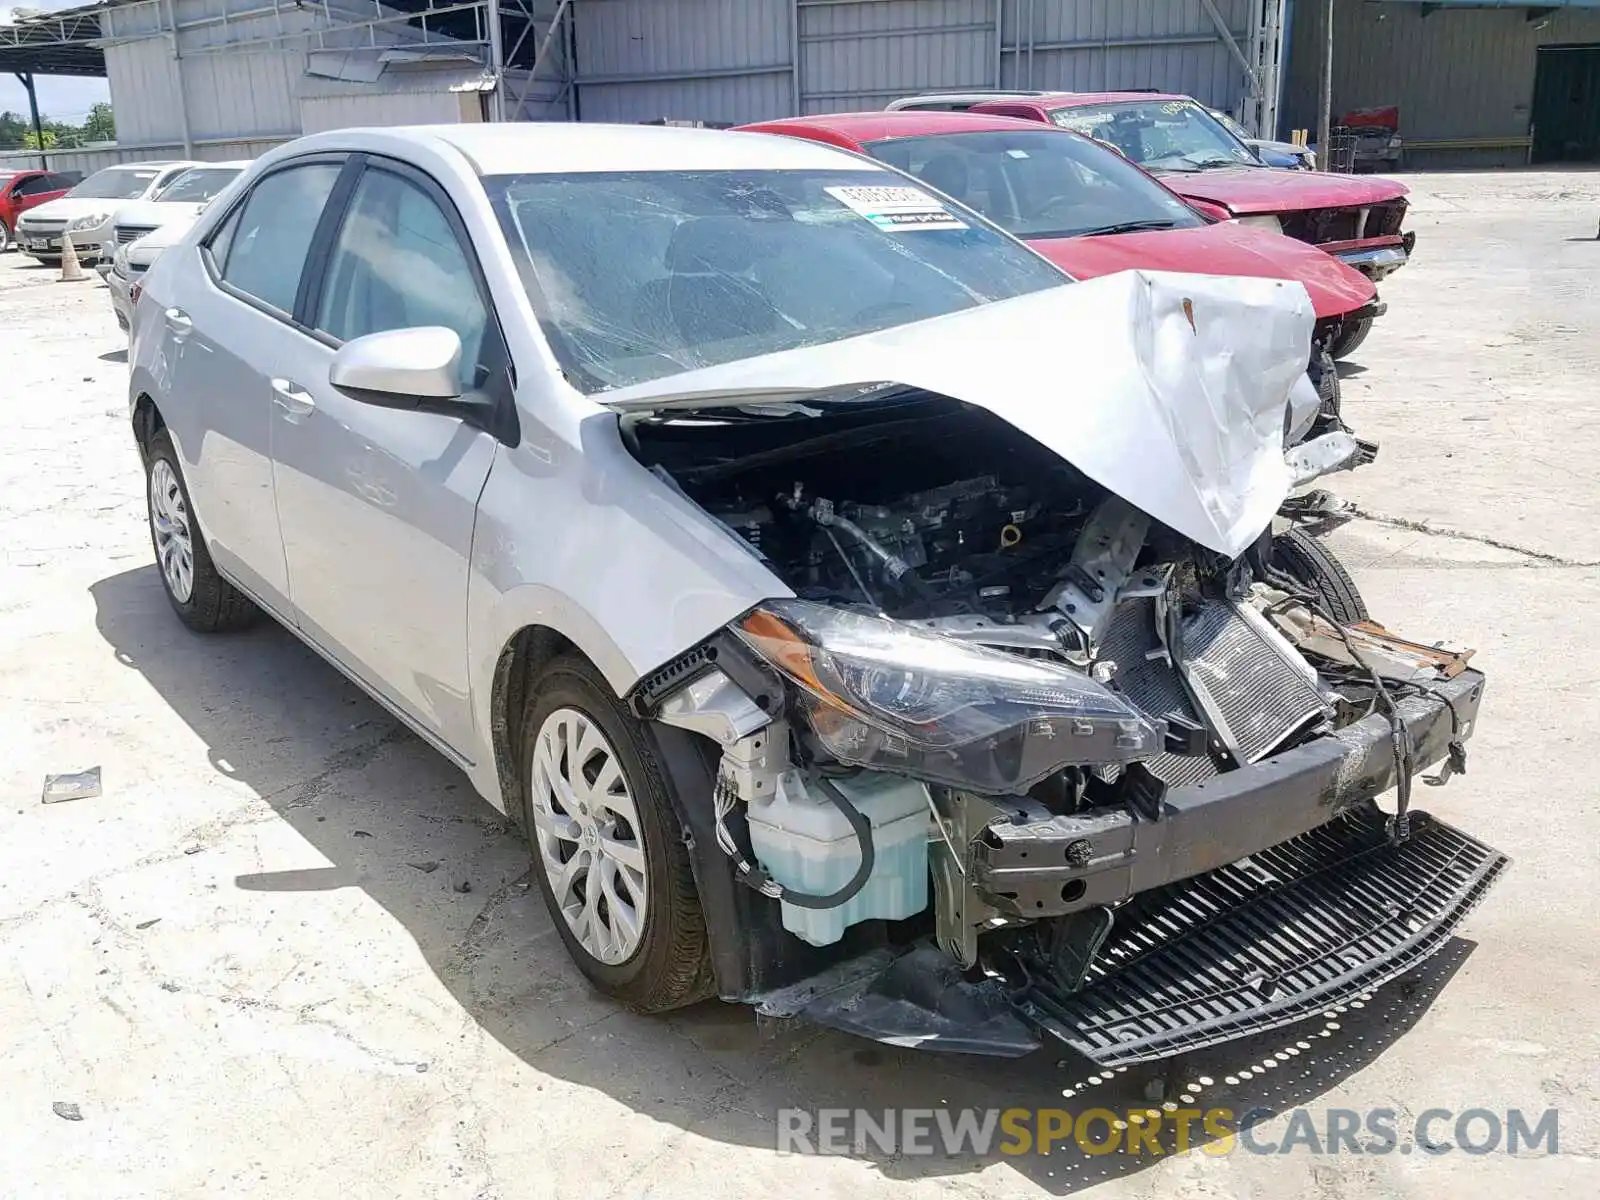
[1272,527,1369,624]
[144,430,260,633]
[1329,315,1373,360]
[520,654,713,1012]
[0,222,11,254]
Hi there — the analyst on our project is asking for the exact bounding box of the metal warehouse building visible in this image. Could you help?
[5,0,1600,171]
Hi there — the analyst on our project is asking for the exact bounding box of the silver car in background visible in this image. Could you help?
[126,124,1498,1066]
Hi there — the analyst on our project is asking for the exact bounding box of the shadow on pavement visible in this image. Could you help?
[90,563,1474,1192]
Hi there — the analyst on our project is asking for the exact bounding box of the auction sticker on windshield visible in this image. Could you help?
[824,185,968,232]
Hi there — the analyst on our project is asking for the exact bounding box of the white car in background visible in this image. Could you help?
[105,161,250,257]
[107,219,195,334]
[15,160,196,263]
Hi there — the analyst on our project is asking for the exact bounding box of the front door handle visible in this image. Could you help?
[270,377,317,421]
[164,307,192,338]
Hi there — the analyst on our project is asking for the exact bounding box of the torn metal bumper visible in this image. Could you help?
[965,668,1485,921]
[759,670,1501,1062]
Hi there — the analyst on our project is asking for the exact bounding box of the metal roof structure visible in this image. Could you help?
[0,5,109,77]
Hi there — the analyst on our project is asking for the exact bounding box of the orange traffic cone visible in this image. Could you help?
[59,234,86,283]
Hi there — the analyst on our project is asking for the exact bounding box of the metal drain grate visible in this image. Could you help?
[1013,804,1509,1066]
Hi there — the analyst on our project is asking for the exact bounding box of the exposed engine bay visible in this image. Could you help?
[637,394,1187,623]
[630,392,1501,1065]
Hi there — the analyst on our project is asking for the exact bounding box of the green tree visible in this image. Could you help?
[0,111,30,150]
[22,128,57,150]
[82,102,114,143]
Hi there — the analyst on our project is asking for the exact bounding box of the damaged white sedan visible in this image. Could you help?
[128,124,1503,1065]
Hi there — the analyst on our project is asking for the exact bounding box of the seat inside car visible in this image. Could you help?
[634,216,784,350]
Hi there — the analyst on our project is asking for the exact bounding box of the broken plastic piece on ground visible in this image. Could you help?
[756,944,1042,1057]
[41,767,102,804]
[52,1101,83,1121]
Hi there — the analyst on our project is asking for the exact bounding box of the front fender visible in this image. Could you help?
[464,411,790,808]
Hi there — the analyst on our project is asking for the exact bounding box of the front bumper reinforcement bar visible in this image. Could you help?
[969,669,1487,919]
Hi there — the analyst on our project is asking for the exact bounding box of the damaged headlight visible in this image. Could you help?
[734,600,1162,794]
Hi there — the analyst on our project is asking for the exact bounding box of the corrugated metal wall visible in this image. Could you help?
[572,0,793,122]
[0,139,291,177]
[798,0,995,112]
[1001,0,1249,106]
[572,0,1255,125]
[96,0,534,148]
[302,90,477,134]
[1284,2,1600,168]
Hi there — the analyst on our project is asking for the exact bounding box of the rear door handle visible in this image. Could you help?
[163,307,192,338]
[270,378,316,421]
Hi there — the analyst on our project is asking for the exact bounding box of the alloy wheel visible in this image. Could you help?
[148,458,194,603]
[528,707,650,965]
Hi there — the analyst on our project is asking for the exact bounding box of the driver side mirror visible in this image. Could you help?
[330,326,464,404]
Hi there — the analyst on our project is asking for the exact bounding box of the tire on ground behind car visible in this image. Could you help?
[143,429,260,633]
[1329,314,1373,360]
[1271,527,1369,624]
[520,653,714,1012]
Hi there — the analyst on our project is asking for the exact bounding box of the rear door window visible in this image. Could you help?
[216,163,342,315]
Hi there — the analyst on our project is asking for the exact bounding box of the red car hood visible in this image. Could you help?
[1153,167,1408,216]
[1030,222,1376,320]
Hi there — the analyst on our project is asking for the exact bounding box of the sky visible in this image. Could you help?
[0,2,113,123]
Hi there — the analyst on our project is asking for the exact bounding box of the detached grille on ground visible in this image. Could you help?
[1013,804,1508,1066]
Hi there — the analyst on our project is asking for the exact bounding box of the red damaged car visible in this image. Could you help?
[737,110,1378,430]
[946,92,1412,358]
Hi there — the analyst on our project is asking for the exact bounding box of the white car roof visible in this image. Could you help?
[886,91,1049,110]
[286,123,878,177]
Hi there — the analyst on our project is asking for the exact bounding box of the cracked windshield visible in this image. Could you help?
[485,168,1065,391]
[1050,99,1260,171]
[867,128,1204,241]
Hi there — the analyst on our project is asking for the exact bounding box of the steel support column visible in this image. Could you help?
[15,71,46,168]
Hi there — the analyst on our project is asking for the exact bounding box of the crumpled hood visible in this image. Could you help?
[1030,223,1376,319]
[1156,167,1409,216]
[599,270,1312,559]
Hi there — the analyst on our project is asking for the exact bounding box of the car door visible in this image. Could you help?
[269,157,505,758]
[158,156,347,614]
[10,174,56,219]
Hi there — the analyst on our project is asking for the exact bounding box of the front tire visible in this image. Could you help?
[144,430,259,632]
[0,222,11,254]
[1329,315,1374,360]
[521,654,713,1012]
[1272,527,1369,624]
